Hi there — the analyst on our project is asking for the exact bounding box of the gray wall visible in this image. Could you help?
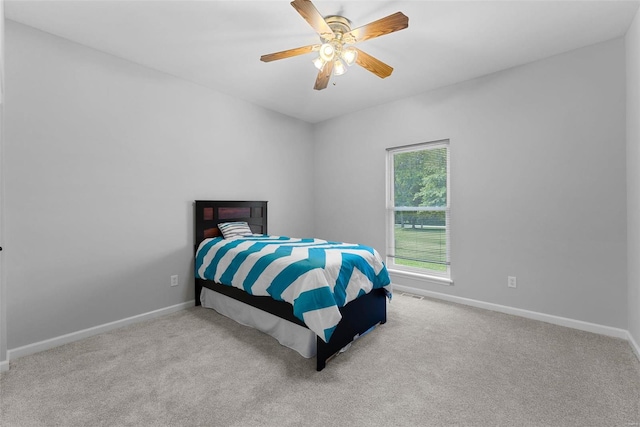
[627,9,640,349]
[4,21,315,349]
[0,1,5,364]
[3,18,636,354]
[312,39,628,329]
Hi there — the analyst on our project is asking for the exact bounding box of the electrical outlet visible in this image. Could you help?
[508,276,517,288]
[170,275,179,287]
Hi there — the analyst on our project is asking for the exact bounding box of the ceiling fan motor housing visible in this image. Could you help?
[323,15,353,42]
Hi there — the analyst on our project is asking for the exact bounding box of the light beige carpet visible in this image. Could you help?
[1,293,639,426]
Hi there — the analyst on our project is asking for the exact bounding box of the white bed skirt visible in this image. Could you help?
[200,287,317,358]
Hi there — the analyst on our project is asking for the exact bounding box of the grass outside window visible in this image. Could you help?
[393,226,447,272]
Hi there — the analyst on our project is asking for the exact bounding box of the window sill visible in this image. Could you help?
[387,268,453,286]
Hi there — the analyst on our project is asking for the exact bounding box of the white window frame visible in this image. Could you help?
[386,140,451,282]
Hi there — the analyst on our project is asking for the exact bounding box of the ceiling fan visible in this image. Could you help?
[260,0,409,90]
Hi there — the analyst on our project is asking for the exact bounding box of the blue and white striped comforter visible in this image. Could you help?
[195,235,392,342]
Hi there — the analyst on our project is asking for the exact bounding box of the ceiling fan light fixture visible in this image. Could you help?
[333,58,347,76]
[319,43,335,62]
[312,56,326,70]
[342,47,357,66]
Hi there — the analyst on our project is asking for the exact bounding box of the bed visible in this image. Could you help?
[194,200,391,371]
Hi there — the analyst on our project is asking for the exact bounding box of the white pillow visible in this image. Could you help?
[218,221,253,239]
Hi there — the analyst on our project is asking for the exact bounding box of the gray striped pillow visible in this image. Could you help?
[218,221,253,239]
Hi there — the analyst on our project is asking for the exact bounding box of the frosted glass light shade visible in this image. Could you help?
[319,43,335,62]
[333,59,347,76]
[313,57,326,70]
[342,47,357,66]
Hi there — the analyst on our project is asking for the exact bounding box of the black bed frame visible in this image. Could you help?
[194,200,387,371]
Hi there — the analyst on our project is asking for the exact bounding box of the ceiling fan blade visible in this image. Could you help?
[290,0,334,40]
[354,48,393,79]
[260,45,318,62]
[314,60,334,90]
[344,12,408,43]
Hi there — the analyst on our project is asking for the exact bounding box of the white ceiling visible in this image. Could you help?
[6,0,640,123]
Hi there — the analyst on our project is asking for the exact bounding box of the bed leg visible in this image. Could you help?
[195,279,202,306]
[316,336,326,371]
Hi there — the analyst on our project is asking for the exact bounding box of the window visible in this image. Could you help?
[386,140,450,279]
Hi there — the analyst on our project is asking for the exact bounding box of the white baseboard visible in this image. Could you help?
[5,291,639,367]
[392,284,629,340]
[7,300,195,363]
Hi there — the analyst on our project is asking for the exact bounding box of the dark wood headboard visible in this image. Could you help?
[194,200,268,247]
